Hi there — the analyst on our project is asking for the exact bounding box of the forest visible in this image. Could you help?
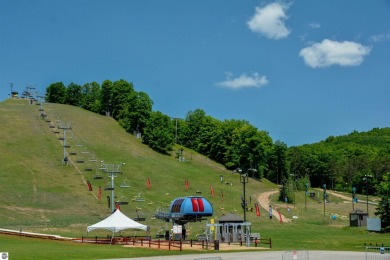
[44,79,389,229]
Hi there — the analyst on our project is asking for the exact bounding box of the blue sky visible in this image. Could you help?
[1,0,389,146]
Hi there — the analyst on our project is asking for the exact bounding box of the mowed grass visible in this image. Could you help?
[0,99,389,259]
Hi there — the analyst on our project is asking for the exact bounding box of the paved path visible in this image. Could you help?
[105,250,367,260]
[256,190,291,222]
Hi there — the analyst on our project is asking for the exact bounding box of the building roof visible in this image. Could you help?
[350,209,368,215]
[218,213,243,223]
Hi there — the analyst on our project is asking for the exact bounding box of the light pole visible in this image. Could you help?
[239,169,248,222]
[305,182,308,211]
[323,184,326,216]
[239,168,251,247]
[363,175,372,215]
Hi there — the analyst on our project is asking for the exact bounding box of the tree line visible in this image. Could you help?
[46,80,389,230]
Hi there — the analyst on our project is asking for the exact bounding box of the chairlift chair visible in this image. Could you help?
[104,182,114,191]
[84,163,93,171]
[134,208,146,221]
[116,196,129,205]
[89,155,97,162]
[93,170,103,179]
[133,193,145,202]
[76,155,85,163]
[120,178,130,188]
[81,149,90,154]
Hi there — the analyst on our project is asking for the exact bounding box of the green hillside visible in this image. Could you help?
[0,98,274,237]
[1,98,389,254]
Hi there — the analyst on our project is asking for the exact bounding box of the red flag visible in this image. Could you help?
[210,186,215,197]
[98,186,102,202]
[185,179,189,190]
[277,209,283,223]
[146,178,151,189]
[255,203,260,217]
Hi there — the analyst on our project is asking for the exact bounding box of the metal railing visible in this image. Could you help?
[366,247,389,260]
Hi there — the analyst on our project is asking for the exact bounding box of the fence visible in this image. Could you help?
[78,236,271,251]
[282,250,309,260]
[259,238,272,249]
[365,247,390,260]
[79,236,151,245]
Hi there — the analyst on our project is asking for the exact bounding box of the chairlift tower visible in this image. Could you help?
[25,84,35,99]
[58,122,72,165]
[100,162,125,212]
[37,95,45,111]
[9,83,14,96]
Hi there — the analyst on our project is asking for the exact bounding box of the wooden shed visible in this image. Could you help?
[349,209,368,227]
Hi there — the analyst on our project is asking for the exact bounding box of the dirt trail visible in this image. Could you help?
[326,190,351,201]
[257,190,291,223]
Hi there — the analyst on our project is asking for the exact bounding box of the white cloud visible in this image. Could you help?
[299,39,371,68]
[247,2,291,39]
[370,32,390,42]
[216,72,269,90]
[309,22,321,29]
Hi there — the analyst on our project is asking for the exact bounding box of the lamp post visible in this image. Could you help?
[239,169,248,222]
[363,175,372,215]
[323,184,326,216]
[239,168,251,247]
[305,182,308,211]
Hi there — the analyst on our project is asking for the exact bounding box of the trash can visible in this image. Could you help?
[214,240,219,250]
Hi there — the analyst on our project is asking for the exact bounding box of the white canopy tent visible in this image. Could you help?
[87,209,148,233]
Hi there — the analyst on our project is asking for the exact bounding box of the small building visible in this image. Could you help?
[349,209,368,227]
[206,213,251,244]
